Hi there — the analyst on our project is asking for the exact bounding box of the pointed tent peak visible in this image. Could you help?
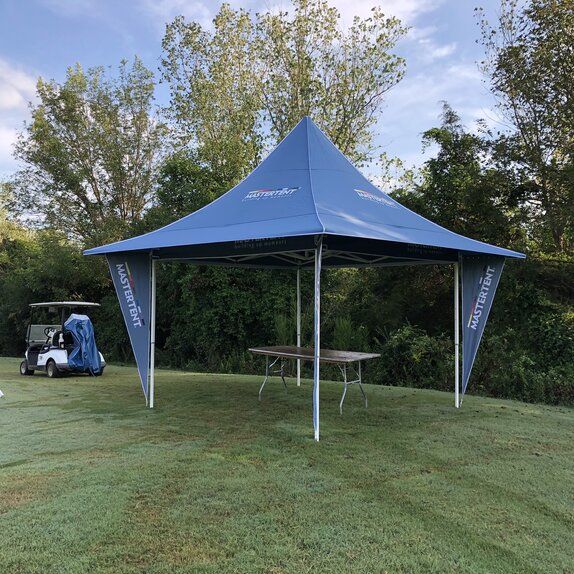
[256,114,362,177]
[252,115,319,174]
[289,115,315,131]
[252,116,313,173]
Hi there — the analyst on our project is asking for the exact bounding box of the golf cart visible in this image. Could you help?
[20,301,106,378]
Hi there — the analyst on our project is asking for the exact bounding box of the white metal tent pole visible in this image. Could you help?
[296,267,301,387]
[149,257,157,409]
[313,238,323,442]
[454,261,460,409]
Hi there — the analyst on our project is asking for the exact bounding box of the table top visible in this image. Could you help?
[248,345,380,364]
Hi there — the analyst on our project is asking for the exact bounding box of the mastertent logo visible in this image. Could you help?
[355,188,397,208]
[467,264,497,331]
[115,262,145,329]
[243,187,300,201]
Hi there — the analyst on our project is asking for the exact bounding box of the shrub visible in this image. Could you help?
[371,324,452,390]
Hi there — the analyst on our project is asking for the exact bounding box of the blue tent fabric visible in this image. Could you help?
[84,117,525,263]
[84,116,525,420]
[461,255,505,398]
[64,313,103,375]
[106,253,151,399]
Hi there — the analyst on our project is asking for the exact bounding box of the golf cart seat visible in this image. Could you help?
[63,331,75,348]
[50,330,61,347]
[51,330,75,349]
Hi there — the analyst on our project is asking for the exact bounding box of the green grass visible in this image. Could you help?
[0,357,573,574]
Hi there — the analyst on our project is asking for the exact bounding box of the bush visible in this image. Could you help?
[469,328,574,406]
[371,324,452,390]
[331,316,369,352]
[275,314,294,346]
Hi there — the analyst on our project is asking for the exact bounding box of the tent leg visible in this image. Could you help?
[313,239,323,442]
[454,261,460,409]
[296,267,301,387]
[150,258,157,409]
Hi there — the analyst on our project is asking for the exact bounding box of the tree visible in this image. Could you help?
[0,182,30,247]
[415,103,526,247]
[11,58,165,246]
[255,0,406,163]
[161,6,263,183]
[478,0,574,252]
[160,0,406,176]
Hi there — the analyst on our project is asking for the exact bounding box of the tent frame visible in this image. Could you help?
[92,118,523,442]
[146,236,463,441]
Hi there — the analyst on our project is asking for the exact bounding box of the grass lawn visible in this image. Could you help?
[0,357,573,574]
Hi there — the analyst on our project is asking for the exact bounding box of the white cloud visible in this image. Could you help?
[0,127,18,157]
[137,0,445,32]
[0,59,37,111]
[332,0,445,26]
[0,86,24,111]
[375,61,497,165]
[383,64,486,124]
[0,60,37,178]
[0,126,19,178]
[445,63,481,82]
[428,42,457,60]
[407,25,438,41]
[414,38,457,63]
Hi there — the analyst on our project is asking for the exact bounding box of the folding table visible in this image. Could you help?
[249,345,380,414]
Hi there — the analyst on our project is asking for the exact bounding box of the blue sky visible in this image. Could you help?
[0,0,504,179]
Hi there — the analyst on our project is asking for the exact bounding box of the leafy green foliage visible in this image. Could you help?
[161,6,263,183]
[139,150,232,230]
[372,324,453,391]
[10,58,165,246]
[275,314,295,346]
[0,227,109,356]
[151,265,302,372]
[408,103,528,248]
[478,0,574,252]
[255,0,406,163]
[1,0,573,410]
[161,0,406,169]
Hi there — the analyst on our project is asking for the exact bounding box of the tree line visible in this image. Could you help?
[0,0,572,405]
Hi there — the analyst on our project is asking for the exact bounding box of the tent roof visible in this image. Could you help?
[84,117,525,268]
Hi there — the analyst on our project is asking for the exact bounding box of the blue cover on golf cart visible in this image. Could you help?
[64,313,102,374]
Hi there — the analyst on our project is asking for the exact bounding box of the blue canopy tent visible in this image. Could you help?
[85,117,525,441]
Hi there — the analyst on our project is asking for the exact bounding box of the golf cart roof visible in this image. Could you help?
[29,301,101,308]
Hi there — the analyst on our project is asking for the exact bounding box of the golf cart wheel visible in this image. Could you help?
[46,360,60,379]
[93,367,105,377]
[20,360,34,376]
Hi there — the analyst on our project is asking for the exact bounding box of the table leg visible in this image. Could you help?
[358,361,367,409]
[339,364,347,415]
[259,355,269,401]
[339,362,368,414]
[259,355,281,401]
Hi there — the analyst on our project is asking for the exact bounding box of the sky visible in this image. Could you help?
[0,0,505,180]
